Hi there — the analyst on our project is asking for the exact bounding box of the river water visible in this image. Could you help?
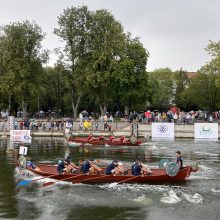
[0,137,220,220]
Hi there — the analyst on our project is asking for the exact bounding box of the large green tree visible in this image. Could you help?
[148,68,174,110]
[173,69,189,109]
[85,9,126,115]
[114,34,149,114]
[181,71,220,111]
[0,20,47,118]
[54,6,91,118]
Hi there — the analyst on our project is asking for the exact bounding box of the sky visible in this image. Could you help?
[0,0,219,71]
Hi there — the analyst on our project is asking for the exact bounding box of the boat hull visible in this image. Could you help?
[20,164,195,184]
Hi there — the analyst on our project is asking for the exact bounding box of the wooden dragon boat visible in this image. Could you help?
[67,136,142,146]
[18,163,198,184]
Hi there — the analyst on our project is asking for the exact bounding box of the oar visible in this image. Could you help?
[108,176,140,188]
[43,174,86,187]
[17,174,59,187]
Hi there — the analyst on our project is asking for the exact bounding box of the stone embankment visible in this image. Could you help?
[1,124,214,138]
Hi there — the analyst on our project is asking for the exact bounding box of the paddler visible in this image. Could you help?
[132,158,152,177]
[98,135,105,141]
[120,136,127,143]
[109,135,115,142]
[176,151,183,169]
[80,158,102,174]
[26,159,41,171]
[64,156,79,174]
[105,159,127,176]
[88,132,94,141]
[57,160,68,173]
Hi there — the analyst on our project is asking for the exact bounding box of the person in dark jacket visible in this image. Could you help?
[176,151,183,169]
[105,160,127,176]
[132,159,152,176]
[80,158,102,174]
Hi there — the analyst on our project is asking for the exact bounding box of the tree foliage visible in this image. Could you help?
[0,20,47,117]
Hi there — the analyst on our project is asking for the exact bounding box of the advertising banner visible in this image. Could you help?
[194,123,218,139]
[10,130,32,143]
[152,123,174,139]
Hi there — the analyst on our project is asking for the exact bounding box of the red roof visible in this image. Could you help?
[186,72,198,79]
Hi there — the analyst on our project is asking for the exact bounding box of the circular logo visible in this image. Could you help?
[157,124,168,133]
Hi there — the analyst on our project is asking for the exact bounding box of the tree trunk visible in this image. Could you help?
[22,101,28,119]
[125,105,129,115]
[99,104,107,115]
[8,95,11,115]
[72,96,81,119]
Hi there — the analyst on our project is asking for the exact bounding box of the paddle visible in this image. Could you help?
[108,176,139,188]
[43,174,86,187]
[17,174,58,187]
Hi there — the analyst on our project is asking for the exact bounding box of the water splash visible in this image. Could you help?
[182,193,203,204]
[160,190,182,204]
[211,189,220,193]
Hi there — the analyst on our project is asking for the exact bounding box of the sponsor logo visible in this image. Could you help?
[157,124,168,133]
[200,125,212,136]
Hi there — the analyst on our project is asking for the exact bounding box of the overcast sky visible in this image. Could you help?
[0,0,219,71]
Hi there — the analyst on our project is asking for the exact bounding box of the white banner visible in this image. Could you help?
[10,130,32,143]
[194,123,218,139]
[152,123,174,139]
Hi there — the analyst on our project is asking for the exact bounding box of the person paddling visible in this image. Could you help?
[98,135,105,141]
[26,159,41,171]
[109,135,115,142]
[176,151,183,169]
[88,132,94,141]
[120,136,127,143]
[105,160,127,176]
[57,160,68,173]
[64,156,79,174]
[80,158,102,174]
[132,158,152,177]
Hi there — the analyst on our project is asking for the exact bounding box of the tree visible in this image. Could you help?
[173,69,189,109]
[181,40,220,111]
[0,20,48,118]
[85,9,126,115]
[148,68,175,110]
[114,34,149,115]
[40,62,68,115]
[205,40,220,87]
[54,6,91,118]
[181,71,220,111]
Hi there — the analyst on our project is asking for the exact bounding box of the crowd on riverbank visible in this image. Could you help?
[135,109,219,124]
[0,109,219,133]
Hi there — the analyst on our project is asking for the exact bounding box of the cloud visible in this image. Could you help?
[0,0,219,71]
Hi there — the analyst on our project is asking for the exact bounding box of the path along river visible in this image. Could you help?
[0,137,220,220]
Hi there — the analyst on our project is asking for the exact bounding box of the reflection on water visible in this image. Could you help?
[0,137,220,219]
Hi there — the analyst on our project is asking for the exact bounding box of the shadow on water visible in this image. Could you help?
[0,139,17,219]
